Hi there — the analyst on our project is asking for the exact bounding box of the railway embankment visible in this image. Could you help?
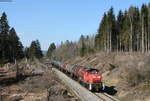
[65,53,150,101]
[52,67,120,101]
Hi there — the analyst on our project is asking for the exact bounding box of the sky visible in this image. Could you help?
[0,0,150,50]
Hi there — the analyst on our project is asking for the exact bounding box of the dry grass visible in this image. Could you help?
[65,52,150,101]
[0,59,79,101]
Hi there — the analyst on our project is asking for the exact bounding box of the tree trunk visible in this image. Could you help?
[142,16,145,53]
[148,21,150,52]
[107,30,109,53]
[129,15,133,53]
[137,34,139,52]
[119,36,122,52]
[104,37,107,52]
[117,35,118,54]
[145,29,147,52]
[147,31,149,52]
[109,31,112,52]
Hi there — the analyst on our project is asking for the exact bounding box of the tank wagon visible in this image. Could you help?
[51,61,104,91]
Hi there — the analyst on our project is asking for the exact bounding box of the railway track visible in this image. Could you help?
[52,67,120,101]
[94,93,119,101]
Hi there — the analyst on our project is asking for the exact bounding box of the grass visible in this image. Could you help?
[31,88,45,93]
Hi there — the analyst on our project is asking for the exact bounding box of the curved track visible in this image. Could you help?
[52,67,120,101]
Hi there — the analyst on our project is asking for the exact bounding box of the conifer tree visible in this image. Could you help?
[35,40,43,58]
[9,28,24,61]
[29,40,43,59]
[0,12,10,63]
[24,47,30,59]
[47,43,56,59]
[117,10,124,52]
[95,13,108,51]
[107,7,117,52]
[80,35,86,57]
[141,4,148,53]
[148,3,150,51]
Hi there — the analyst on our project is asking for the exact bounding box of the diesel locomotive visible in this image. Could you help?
[51,61,105,91]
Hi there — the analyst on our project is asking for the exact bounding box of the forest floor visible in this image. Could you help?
[65,53,150,101]
[0,59,79,101]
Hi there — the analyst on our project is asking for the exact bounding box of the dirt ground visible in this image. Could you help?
[1,53,150,101]
[0,59,79,101]
[65,53,150,101]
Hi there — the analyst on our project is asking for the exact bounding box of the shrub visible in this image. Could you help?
[125,57,150,86]
[125,67,144,86]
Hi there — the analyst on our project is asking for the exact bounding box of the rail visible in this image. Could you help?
[52,68,120,101]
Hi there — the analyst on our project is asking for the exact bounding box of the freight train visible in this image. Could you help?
[51,61,105,91]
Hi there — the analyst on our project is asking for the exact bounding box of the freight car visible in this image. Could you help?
[51,61,104,91]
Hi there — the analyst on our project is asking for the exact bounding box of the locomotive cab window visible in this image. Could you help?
[86,69,99,73]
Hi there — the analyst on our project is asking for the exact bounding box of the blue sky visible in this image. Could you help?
[0,0,150,50]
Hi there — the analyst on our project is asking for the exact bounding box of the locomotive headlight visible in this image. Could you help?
[93,75,101,78]
[92,75,101,79]
[97,76,101,78]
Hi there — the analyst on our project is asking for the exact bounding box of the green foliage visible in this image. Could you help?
[95,4,150,53]
[80,35,87,57]
[95,13,108,51]
[52,34,95,60]
[0,12,24,64]
[28,40,43,59]
[9,28,24,61]
[47,43,56,58]
[24,47,30,58]
[0,12,10,63]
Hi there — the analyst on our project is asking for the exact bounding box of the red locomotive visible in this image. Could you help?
[51,61,104,91]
